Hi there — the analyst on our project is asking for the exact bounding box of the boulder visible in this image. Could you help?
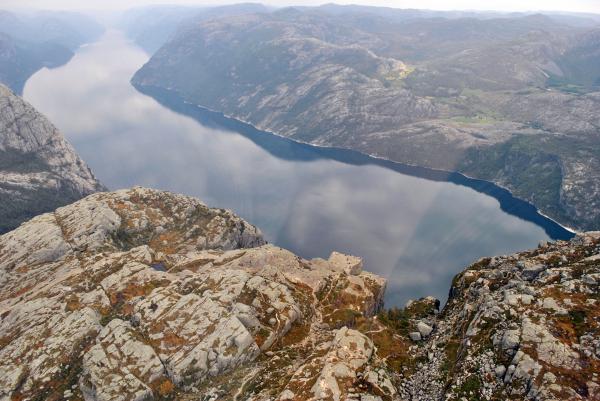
[328,251,363,275]
[417,321,433,338]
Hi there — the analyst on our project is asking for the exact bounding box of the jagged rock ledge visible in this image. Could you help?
[0,187,598,400]
[391,232,600,400]
[0,187,390,401]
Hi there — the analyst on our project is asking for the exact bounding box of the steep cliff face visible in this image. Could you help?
[0,84,104,234]
[0,187,598,401]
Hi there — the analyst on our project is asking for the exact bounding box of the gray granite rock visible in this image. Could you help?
[0,187,391,401]
[0,84,104,234]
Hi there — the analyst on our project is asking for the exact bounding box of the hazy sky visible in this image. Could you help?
[4,0,600,14]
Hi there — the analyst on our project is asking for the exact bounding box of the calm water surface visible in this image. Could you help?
[23,30,570,307]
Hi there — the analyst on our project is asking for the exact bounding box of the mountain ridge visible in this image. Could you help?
[131,8,600,231]
[0,9,104,93]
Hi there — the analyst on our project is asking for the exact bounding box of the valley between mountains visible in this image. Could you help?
[130,6,600,231]
[1,4,600,401]
[0,82,597,400]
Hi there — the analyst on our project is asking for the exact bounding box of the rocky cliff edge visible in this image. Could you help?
[0,187,599,400]
[0,83,104,234]
[0,187,390,401]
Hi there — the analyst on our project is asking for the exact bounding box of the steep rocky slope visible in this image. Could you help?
[1,187,598,400]
[0,84,104,234]
[132,8,600,231]
[391,232,600,400]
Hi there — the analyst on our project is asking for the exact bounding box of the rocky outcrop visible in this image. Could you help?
[0,187,598,400]
[0,84,104,234]
[391,233,600,400]
[0,187,391,401]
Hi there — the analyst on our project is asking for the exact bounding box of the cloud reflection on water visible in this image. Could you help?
[23,30,550,307]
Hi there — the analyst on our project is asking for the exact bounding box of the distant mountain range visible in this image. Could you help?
[119,3,273,53]
[0,10,104,93]
[128,4,600,231]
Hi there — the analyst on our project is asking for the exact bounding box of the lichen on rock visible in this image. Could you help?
[0,187,391,401]
[1,188,598,400]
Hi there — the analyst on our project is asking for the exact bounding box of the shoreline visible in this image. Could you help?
[133,82,578,239]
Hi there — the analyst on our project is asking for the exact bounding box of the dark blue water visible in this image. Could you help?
[23,31,572,307]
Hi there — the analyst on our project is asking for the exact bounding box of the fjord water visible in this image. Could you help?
[23,30,568,307]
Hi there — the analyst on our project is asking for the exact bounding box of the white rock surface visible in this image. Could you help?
[0,187,390,401]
